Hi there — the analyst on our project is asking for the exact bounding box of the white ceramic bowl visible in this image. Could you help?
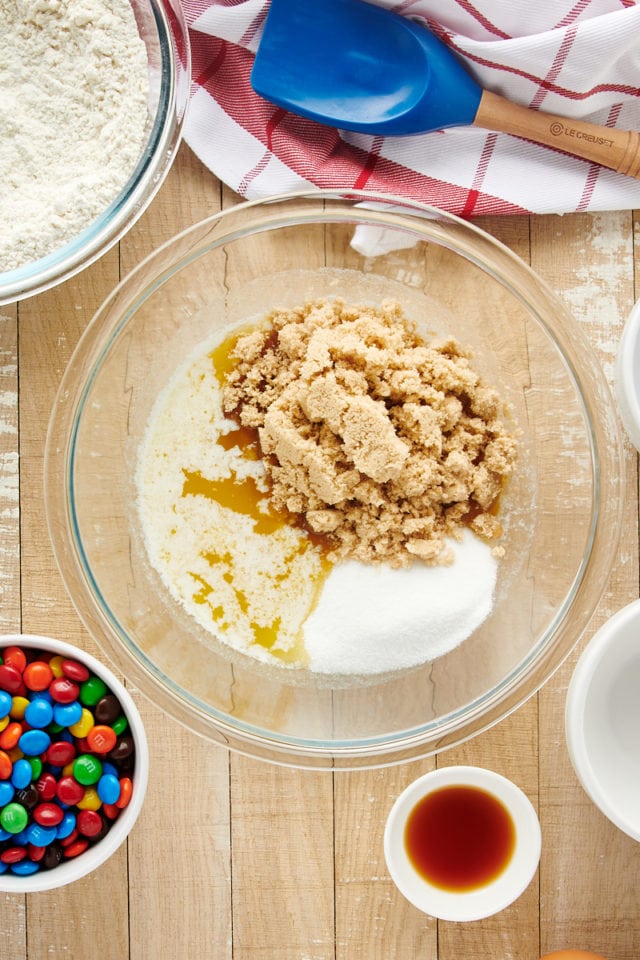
[615,298,640,450]
[383,765,541,921]
[0,634,148,893]
[565,600,640,842]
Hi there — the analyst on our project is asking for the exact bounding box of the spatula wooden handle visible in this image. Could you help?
[474,90,640,179]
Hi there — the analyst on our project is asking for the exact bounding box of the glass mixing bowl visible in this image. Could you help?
[0,0,189,306]
[44,192,624,769]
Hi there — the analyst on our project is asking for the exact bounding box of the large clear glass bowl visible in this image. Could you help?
[44,192,624,769]
[0,0,189,306]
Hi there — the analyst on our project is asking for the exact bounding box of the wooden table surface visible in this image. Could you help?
[1,144,639,959]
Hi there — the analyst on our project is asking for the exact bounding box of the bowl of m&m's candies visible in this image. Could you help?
[0,635,148,892]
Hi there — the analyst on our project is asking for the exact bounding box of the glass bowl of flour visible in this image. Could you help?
[44,192,624,769]
[0,0,189,306]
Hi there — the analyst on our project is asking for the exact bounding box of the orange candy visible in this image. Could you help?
[86,725,117,755]
[22,660,54,692]
[0,750,13,781]
[115,777,133,809]
[0,721,23,751]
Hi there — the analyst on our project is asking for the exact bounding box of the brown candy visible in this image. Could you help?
[94,694,121,726]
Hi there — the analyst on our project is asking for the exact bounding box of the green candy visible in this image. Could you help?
[79,675,108,707]
[1,802,29,835]
[112,714,129,736]
[73,754,103,786]
[28,757,43,780]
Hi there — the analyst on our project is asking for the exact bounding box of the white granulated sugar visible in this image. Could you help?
[304,529,497,675]
[0,0,149,273]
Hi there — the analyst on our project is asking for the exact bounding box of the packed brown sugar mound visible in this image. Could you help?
[222,299,518,567]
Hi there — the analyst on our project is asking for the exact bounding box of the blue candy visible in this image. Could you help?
[0,781,14,806]
[0,690,12,719]
[11,859,40,876]
[31,689,53,704]
[24,698,54,729]
[97,773,121,806]
[18,729,51,756]
[26,823,57,847]
[53,700,83,728]
[10,759,33,791]
[12,829,29,846]
[56,811,76,840]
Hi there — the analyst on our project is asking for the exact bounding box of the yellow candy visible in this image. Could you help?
[77,787,102,811]
[10,696,30,721]
[0,716,9,733]
[69,708,94,739]
[62,760,75,777]
[49,655,65,678]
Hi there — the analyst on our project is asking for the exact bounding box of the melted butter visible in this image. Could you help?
[217,426,260,460]
[210,331,243,388]
[182,468,286,537]
[178,340,336,666]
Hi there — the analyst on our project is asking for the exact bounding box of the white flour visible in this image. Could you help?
[0,0,149,273]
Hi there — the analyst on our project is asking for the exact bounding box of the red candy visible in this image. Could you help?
[1,846,27,864]
[27,844,46,863]
[0,663,23,693]
[46,740,76,766]
[49,677,80,704]
[77,809,103,838]
[56,775,85,806]
[63,839,89,859]
[33,802,65,827]
[61,660,90,683]
[2,647,27,673]
[36,773,58,802]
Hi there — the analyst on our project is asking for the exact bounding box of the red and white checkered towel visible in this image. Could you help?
[183,0,640,217]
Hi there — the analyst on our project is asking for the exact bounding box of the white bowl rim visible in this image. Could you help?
[383,765,541,921]
[565,599,640,842]
[0,633,149,893]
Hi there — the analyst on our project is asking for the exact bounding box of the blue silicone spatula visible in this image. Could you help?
[250,0,640,178]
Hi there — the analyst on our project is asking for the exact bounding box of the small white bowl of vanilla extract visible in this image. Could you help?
[384,765,541,922]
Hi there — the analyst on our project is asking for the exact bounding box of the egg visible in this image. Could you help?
[540,951,607,960]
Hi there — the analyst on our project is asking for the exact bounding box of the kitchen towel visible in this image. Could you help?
[182,0,640,217]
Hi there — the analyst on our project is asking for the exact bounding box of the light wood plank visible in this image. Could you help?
[532,210,640,960]
[334,761,437,960]
[0,304,26,958]
[123,143,233,960]
[230,754,335,960]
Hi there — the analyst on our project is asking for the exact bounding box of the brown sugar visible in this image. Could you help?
[222,299,518,567]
